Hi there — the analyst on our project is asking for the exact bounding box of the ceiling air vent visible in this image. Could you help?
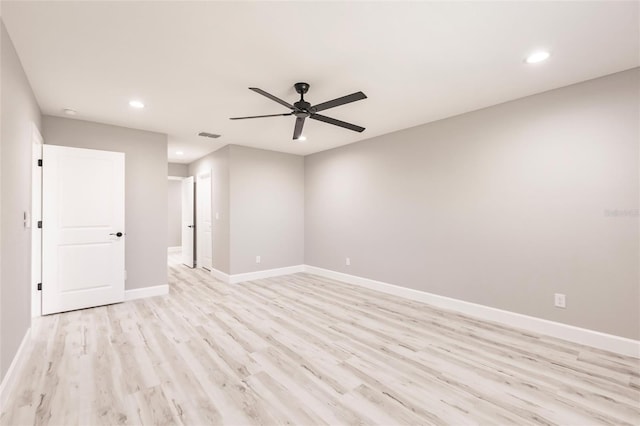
[198,132,221,139]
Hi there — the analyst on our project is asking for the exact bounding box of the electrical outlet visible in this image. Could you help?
[256,255,261,264]
[346,257,351,266]
[215,212,219,220]
[554,293,566,308]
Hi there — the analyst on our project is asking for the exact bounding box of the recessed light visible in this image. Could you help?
[63,108,77,116]
[525,51,550,64]
[175,151,184,155]
[129,100,145,109]
[298,136,307,141]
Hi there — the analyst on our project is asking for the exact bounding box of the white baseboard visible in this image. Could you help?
[211,265,305,284]
[303,265,640,358]
[0,328,31,409]
[167,246,181,253]
[230,265,305,284]
[210,267,231,283]
[124,284,169,301]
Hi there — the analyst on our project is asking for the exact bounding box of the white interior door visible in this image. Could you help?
[42,145,125,315]
[181,176,195,267]
[196,171,212,271]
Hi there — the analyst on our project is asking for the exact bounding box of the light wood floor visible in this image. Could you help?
[2,256,639,425]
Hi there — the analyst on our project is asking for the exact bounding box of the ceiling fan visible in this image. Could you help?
[230,82,367,140]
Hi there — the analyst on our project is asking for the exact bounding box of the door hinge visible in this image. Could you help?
[37,283,42,291]
[37,159,43,167]
[37,220,42,229]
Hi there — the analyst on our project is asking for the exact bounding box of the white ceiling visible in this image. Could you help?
[2,1,638,163]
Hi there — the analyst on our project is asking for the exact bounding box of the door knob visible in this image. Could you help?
[187,225,195,228]
[109,232,124,237]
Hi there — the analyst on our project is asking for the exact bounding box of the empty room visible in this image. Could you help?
[1,1,639,425]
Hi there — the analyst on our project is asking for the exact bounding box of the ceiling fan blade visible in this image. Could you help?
[311,91,367,112]
[249,87,295,110]
[293,116,305,140]
[230,112,293,120]
[310,114,365,133]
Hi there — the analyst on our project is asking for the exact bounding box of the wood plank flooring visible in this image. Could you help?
[1,255,639,425]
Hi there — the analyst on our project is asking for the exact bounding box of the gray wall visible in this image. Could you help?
[43,116,168,290]
[188,145,305,275]
[305,69,640,340]
[168,162,188,177]
[189,145,230,273]
[167,179,182,247]
[229,145,304,274]
[0,21,42,381]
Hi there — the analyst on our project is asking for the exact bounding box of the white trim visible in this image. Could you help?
[124,284,169,301]
[230,265,305,284]
[210,265,305,284]
[31,123,43,317]
[302,265,640,358]
[168,176,184,181]
[210,267,231,284]
[168,246,181,253]
[0,328,31,408]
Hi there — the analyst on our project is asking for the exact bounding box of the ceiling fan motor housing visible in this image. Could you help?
[294,101,312,117]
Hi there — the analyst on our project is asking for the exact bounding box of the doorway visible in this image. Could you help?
[181,176,195,267]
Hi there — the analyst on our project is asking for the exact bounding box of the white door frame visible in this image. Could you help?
[31,123,43,317]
